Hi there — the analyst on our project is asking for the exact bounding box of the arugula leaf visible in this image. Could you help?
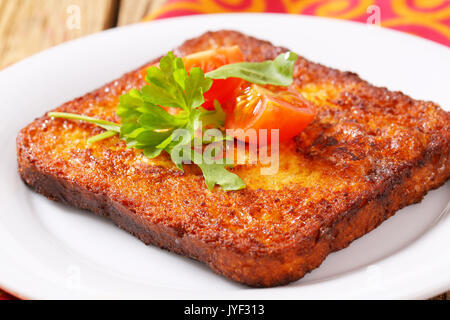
[206,52,298,86]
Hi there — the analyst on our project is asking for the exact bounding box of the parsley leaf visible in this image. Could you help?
[191,151,245,191]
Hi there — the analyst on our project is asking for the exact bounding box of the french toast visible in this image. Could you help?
[16,30,450,287]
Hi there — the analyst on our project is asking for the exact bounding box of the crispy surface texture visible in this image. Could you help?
[17,30,449,287]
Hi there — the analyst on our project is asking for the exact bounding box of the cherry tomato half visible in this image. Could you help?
[225,84,316,144]
[182,46,244,110]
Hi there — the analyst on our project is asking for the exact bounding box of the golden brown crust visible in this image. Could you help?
[16,30,450,287]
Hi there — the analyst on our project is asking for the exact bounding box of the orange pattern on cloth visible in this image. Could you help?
[144,0,450,47]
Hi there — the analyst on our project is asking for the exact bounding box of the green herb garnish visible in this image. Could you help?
[206,51,297,86]
[49,51,297,191]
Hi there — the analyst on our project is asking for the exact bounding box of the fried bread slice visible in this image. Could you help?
[17,30,450,287]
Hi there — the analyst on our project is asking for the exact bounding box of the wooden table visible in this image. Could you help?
[0,0,448,300]
[0,0,166,68]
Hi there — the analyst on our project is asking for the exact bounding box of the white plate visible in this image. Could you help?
[0,13,449,300]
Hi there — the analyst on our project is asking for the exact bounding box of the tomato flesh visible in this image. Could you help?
[225,84,316,144]
[182,46,244,110]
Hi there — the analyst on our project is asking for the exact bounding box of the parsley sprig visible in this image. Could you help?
[49,51,297,191]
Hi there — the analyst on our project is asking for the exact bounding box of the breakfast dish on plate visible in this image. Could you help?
[16,30,449,287]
